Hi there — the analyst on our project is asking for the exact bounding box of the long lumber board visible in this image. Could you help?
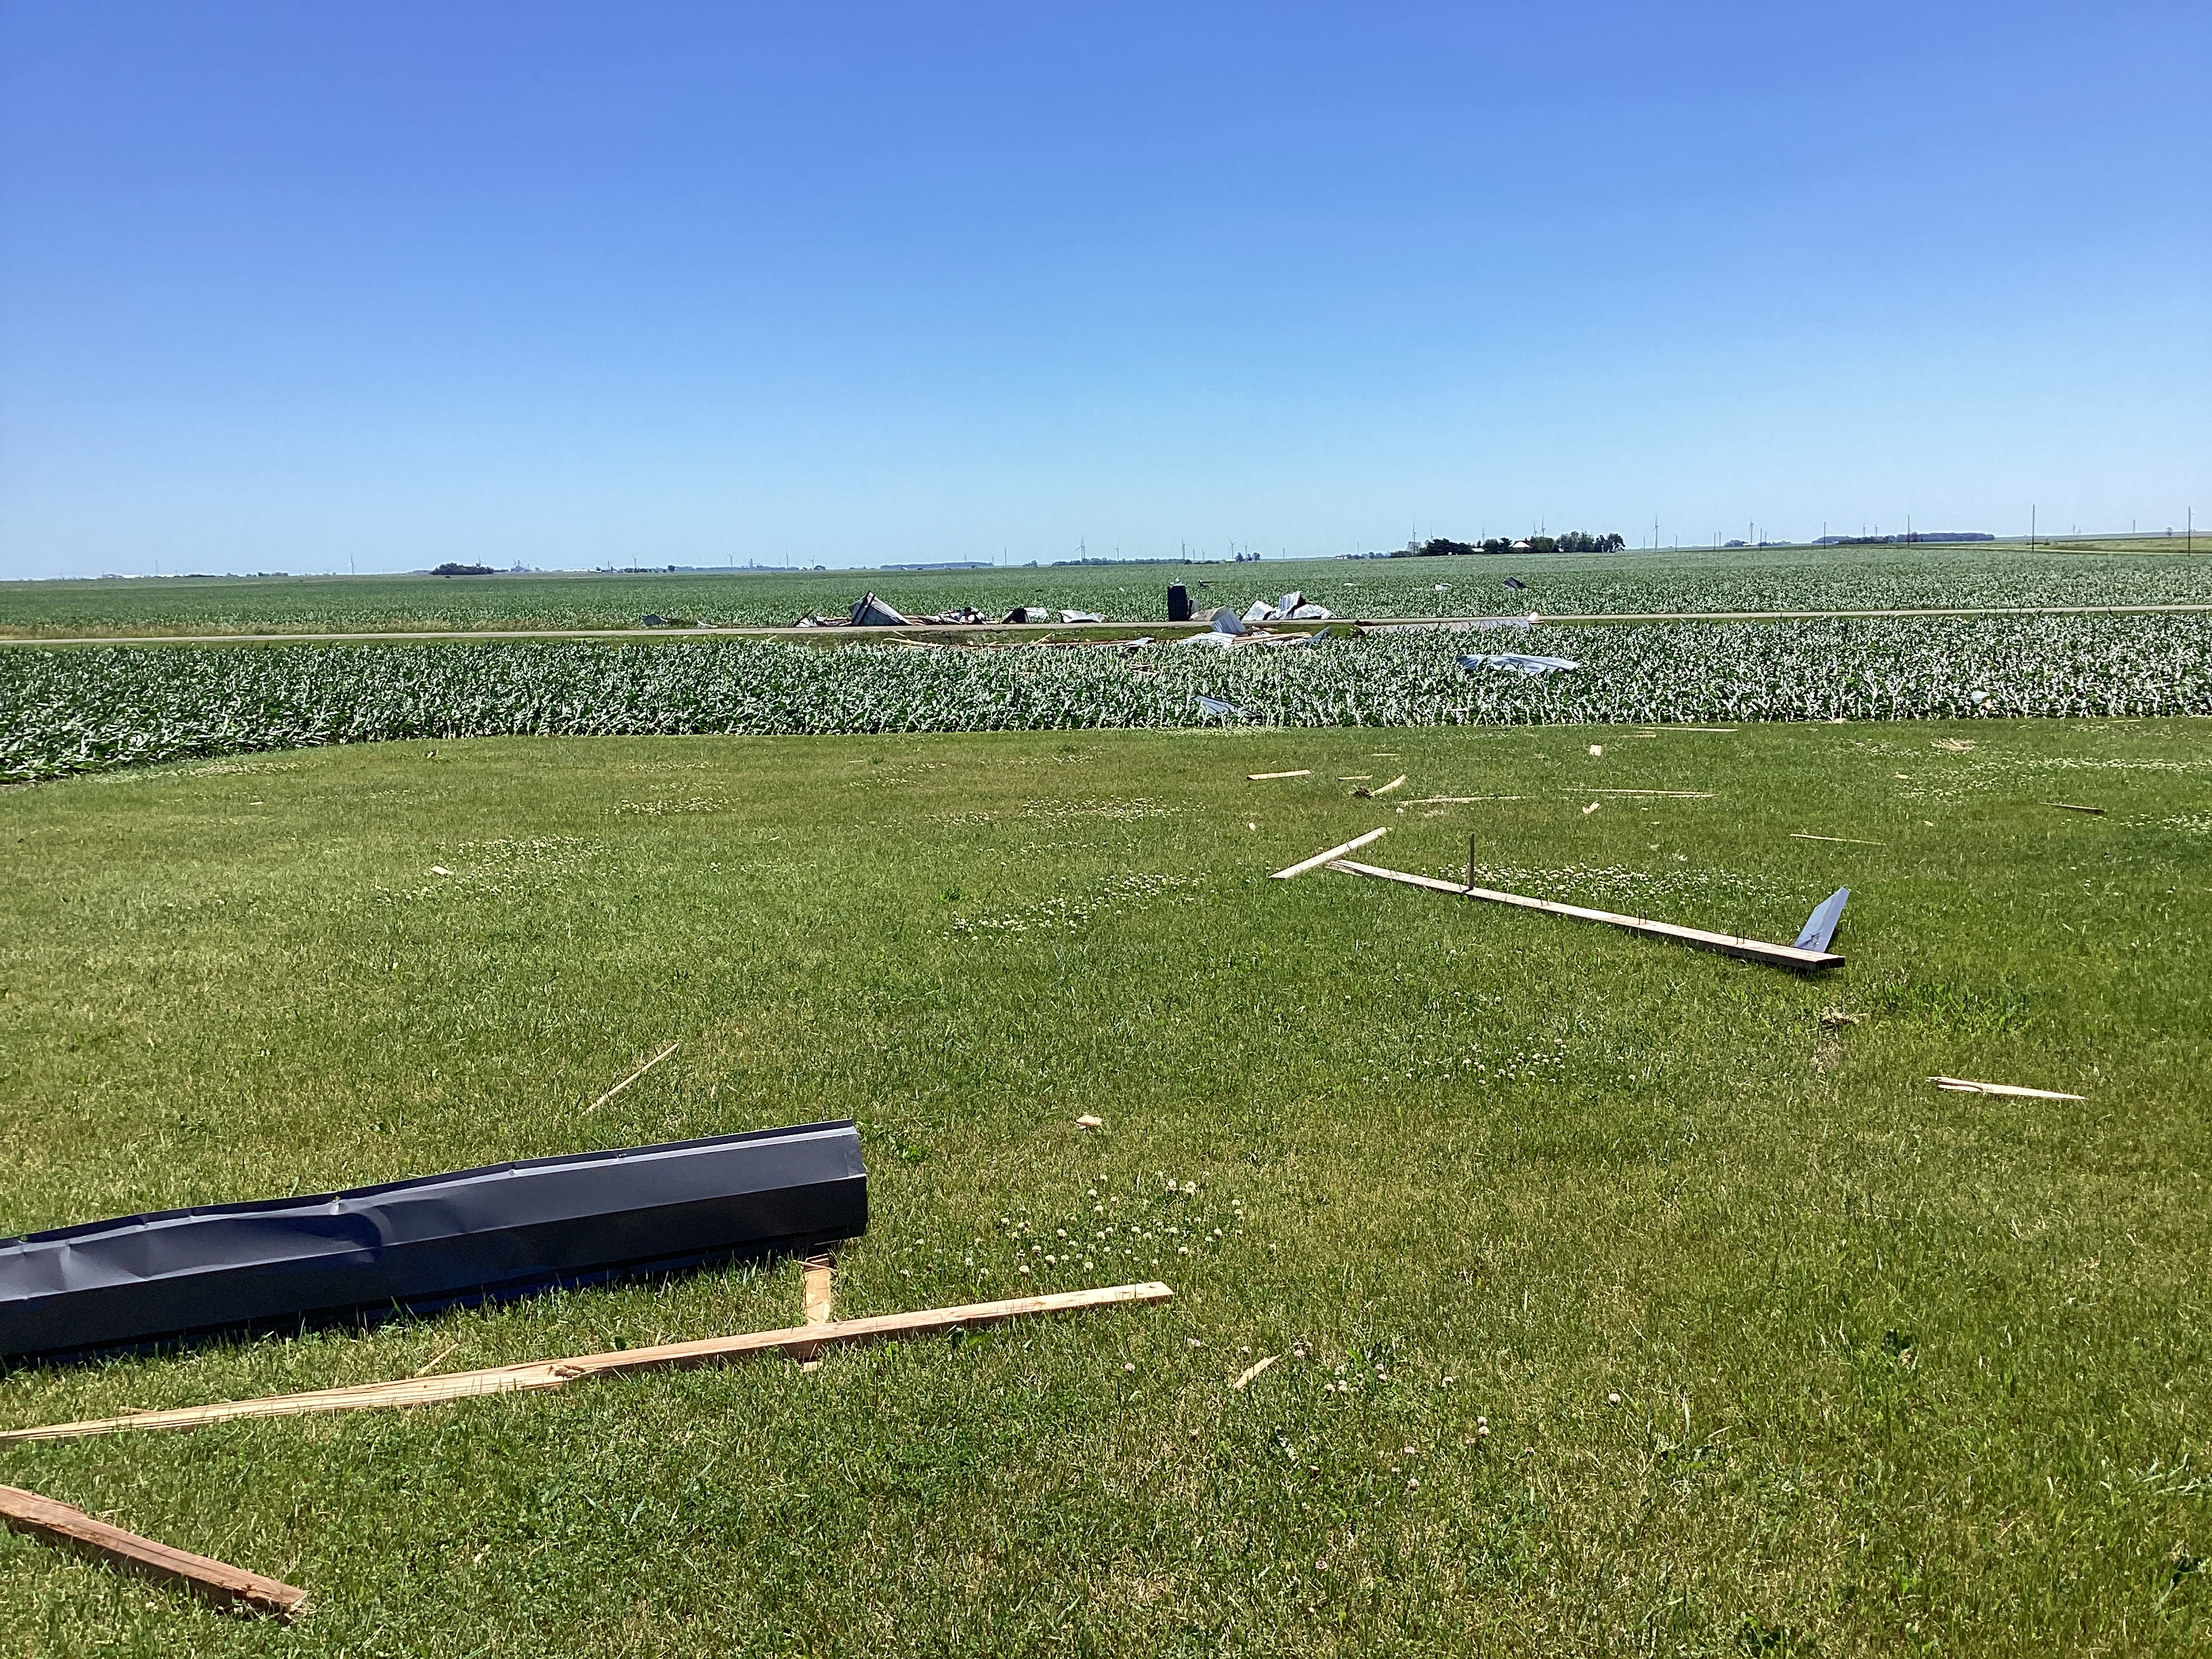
[0,1483,306,1618]
[1,1283,1172,1443]
[1326,859,1843,970]
[1271,827,1387,880]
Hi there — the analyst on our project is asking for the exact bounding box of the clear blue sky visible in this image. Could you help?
[1,2,2205,577]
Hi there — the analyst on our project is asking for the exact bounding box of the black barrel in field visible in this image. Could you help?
[0,1121,867,1361]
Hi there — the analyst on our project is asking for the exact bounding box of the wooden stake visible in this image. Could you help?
[1325,858,1843,970]
[582,1042,678,1114]
[802,1254,835,1326]
[0,1483,307,1620]
[0,1284,1174,1443]
[1270,827,1388,880]
[1929,1076,2085,1101]
[798,1251,834,1373]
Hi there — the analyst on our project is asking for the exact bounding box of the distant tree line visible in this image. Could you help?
[1390,531,1625,558]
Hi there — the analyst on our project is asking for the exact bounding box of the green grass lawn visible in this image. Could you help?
[1,720,2207,1654]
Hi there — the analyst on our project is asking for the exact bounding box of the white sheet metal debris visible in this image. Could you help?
[1793,888,1850,954]
[1459,651,1580,675]
[848,593,913,627]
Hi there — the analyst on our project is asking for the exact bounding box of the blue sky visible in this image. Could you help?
[1,2,2205,577]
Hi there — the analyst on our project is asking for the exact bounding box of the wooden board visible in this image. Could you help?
[1,1283,1174,1443]
[1270,827,1388,880]
[0,1483,306,1619]
[1246,770,1311,780]
[1325,859,1843,970]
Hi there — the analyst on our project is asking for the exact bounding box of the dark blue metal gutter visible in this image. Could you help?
[0,1121,866,1362]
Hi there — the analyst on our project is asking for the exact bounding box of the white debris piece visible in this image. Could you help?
[1059,609,1104,623]
[848,592,912,627]
[1458,651,1580,676]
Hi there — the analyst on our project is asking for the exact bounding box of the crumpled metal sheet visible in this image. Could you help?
[1794,888,1850,954]
[1458,651,1580,675]
[848,592,912,626]
[0,1122,867,1361]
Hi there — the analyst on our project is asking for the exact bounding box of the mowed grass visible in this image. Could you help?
[0,720,2207,1656]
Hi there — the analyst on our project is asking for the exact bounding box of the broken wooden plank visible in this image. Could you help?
[1929,1076,2085,1101]
[2045,802,2104,815]
[1353,774,1408,799]
[0,1283,1174,1443]
[1324,859,1843,970]
[1584,788,1716,799]
[1407,795,1531,804]
[1791,833,1883,846]
[1270,827,1388,880]
[1246,770,1312,780]
[0,1483,307,1620]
